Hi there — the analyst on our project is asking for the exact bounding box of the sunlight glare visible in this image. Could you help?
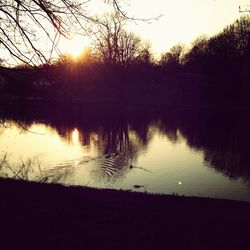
[61,35,90,58]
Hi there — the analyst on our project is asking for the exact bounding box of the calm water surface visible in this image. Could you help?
[1,106,250,202]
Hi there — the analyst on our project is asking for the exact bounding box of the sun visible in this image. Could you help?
[60,35,90,58]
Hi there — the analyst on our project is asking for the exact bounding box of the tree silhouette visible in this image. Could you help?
[184,16,250,77]
[134,41,153,65]
[182,35,209,73]
[159,44,184,70]
[0,0,126,66]
[92,12,143,66]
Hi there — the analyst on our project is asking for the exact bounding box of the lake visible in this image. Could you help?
[0,103,250,202]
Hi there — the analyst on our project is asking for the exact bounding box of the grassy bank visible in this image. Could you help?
[0,178,250,250]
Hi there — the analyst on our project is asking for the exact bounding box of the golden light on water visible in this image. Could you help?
[72,128,80,145]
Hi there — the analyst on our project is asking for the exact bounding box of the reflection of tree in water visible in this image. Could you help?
[85,111,182,183]
[58,119,149,183]
[179,109,250,183]
[155,110,181,143]
[101,121,129,155]
[0,155,73,184]
[91,122,137,183]
[2,104,250,184]
[202,128,250,182]
[46,110,159,183]
[0,121,4,134]
[129,114,152,146]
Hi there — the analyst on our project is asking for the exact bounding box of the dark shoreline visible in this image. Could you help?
[1,96,250,111]
[0,178,250,250]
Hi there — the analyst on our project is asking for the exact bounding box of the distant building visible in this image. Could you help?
[32,78,55,87]
[0,75,7,87]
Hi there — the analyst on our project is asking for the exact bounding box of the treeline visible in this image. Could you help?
[1,15,250,107]
[158,15,250,105]
[183,15,250,82]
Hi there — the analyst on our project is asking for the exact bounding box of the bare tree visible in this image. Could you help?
[0,0,126,67]
[134,41,153,64]
[92,12,142,65]
[118,30,141,65]
[159,44,184,66]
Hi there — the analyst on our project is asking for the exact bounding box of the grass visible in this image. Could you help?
[0,177,250,250]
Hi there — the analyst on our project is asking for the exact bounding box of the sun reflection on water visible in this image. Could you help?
[71,128,80,145]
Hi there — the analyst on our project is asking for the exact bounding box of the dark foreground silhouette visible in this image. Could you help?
[0,178,249,250]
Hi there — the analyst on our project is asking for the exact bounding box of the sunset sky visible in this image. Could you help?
[123,0,249,55]
[80,0,250,56]
[1,0,249,64]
